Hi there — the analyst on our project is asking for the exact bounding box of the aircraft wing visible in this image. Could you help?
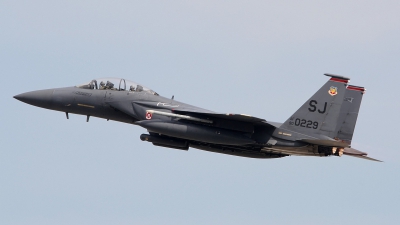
[170,108,281,133]
[128,101,280,128]
[172,108,268,124]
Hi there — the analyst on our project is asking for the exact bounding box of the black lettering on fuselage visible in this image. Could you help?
[308,100,327,114]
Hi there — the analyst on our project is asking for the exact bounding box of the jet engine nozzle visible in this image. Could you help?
[330,147,345,156]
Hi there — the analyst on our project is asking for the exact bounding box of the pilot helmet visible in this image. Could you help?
[106,81,114,87]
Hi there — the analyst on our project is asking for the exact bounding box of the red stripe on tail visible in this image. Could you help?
[330,77,349,84]
[347,85,365,92]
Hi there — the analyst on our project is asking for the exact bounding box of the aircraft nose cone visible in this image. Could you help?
[14,89,54,109]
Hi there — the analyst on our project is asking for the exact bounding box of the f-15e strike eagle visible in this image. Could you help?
[14,74,379,161]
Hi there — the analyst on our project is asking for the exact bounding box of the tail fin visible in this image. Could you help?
[279,74,349,138]
[334,85,365,144]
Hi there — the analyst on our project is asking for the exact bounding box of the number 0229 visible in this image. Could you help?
[293,118,318,129]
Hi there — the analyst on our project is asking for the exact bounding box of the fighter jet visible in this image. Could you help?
[14,74,380,161]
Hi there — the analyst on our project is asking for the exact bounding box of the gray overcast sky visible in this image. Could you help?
[1,1,400,224]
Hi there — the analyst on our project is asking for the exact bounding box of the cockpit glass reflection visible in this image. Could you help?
[76,78,159,95]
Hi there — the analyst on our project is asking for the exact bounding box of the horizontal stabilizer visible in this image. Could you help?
[343,147,381,162]
[343,147,367,156]
[344,154,382,162]
[301,139,349,148]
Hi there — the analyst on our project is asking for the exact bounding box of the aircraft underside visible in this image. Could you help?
[141,133,340,159]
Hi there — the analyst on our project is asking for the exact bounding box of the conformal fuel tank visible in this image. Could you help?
[135,120,255,146]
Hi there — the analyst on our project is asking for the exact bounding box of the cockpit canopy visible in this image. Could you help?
[76,78,159,95]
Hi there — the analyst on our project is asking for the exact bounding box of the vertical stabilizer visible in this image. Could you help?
[334,85,365,144]
[279,74,349,138]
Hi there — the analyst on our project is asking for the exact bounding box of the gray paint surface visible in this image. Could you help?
[2,1,400,225]
[13,75,372,160]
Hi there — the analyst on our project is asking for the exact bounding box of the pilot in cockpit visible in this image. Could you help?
[106,81,116,90]
[99,81,106,90]
[129,85,136,92]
